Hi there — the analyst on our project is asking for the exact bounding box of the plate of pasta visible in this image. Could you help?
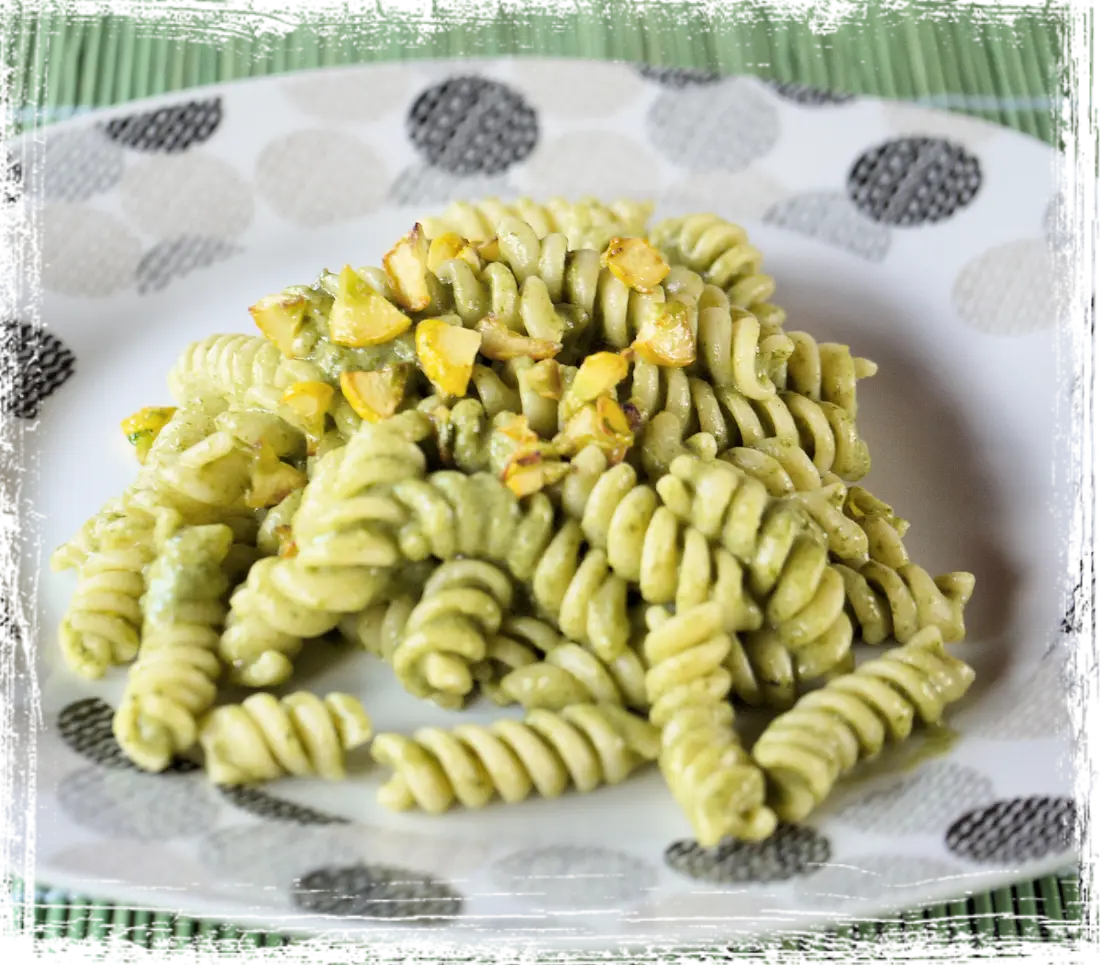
[5,59,1078,946]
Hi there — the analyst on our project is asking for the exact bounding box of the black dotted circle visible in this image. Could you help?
[102,97,222,153]
[847,136,982,226]
[293,864,464,921]
[1,320,76,419]
[0,152,23,213]
[218,785,347,826]
[407,77,538,176]
[665,824,831,884]
[946,796,1077,864]
[767,80,855,105]
[1060,550,1095,638]
[0,585,18,638]
[1082,286,1100,345]
[1056,638,1100,704]
[57,698,200,773]
[636,65,721,88]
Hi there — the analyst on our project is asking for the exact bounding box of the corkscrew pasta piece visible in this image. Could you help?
[836,560,975,644]
[473,615,570,706]
[649,213,786,327]
[422,196,652,250]
[752,626,976,821]
[57,512,165,679]
[498,641,649,712]
[643,603,777,845]
[199,691,373,785]
[776,331,878,419]
[112,523,233,772]
[218,413,431,687]
[337,563,436,662]
[391,559,516,709]
[371,703,659,813]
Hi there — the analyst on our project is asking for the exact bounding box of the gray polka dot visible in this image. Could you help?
[834,762,995,834]
[0,638,20,686]
[1038,181,1100,261]
[136,236,241,294]
[216,784,347,825]
[794,854,964,907]
[120,153,252,239]
[490,846,658,909]
[947,796,1077,864]
[388,164,516,208]
[282,66,410,122]
[41,204,141,297]
[1073,352,1100,426]
[848,136,982,226]
[293,864,463,921]
[955,656,1073,740]
[1069,717,1100,779]
[0,699,79,792]
[665,825,830,884]
[662,170,791,222]
[1060,638,1100,704]
[56,766,216,840]
[256,130,387,227]
[636,65,721,88]
[198,823,364,889]
[523,131,659,199]
[1,320,77,419]
[39,126,124,202]
[1073,466,1100,550]
[647,78,779,173]
[764,191,892,262]
[767,81,855,106]
[952,239,1058,335]
[514,60,644,118]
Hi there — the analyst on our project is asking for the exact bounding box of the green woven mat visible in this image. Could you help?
[2,0,1080,951]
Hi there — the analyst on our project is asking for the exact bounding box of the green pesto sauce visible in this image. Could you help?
[142,529,229,622]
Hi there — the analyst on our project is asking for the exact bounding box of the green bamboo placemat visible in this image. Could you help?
[2,0,1080,952]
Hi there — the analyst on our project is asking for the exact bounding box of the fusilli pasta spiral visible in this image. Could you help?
[498,641,649,712]
[643,603,777,845]
[751,626,975,821]
[199,691,373,784]
[371,703,659,812]
[112,523,233,772]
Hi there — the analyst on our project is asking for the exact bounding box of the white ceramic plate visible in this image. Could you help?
[5,58,1078,948]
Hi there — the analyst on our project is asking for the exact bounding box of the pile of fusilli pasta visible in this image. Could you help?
[52,197,977,847]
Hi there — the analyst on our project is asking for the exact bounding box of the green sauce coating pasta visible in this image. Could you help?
[473,615,570,706]
[499,641,649,713]
[649,213,785,327]
[643,603,777,845]
[751,626,975,821]
[218,412,431,687]
[371,702,659,813]
[198,691,372,785]
[112,522,234,772]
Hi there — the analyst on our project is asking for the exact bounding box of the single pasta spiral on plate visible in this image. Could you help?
[199,691,372,785]
[752,626,976,821]
[498,641,649,713]
[371,703,659,813]
[112,522,233,772]
[643,603,777,846]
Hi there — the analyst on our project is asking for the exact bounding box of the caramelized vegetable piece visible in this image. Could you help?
[601,236,669,293]
[246,444,307,509]
[477,315,562,362]
[555,395,635,463]
[329,265,412,347]
[631,301,696,367]
[340,367,410,423]
[250,291,308,357]
[384,224,433,312]
[502,459,570,498]
[427,232,481,273]
[281,381,334,448]
[525,359,564,400]
[416,319,482,397]
[120,406,177,464]
[569,351,630,403]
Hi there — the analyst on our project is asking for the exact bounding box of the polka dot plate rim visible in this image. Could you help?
[7,58,1076,948]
